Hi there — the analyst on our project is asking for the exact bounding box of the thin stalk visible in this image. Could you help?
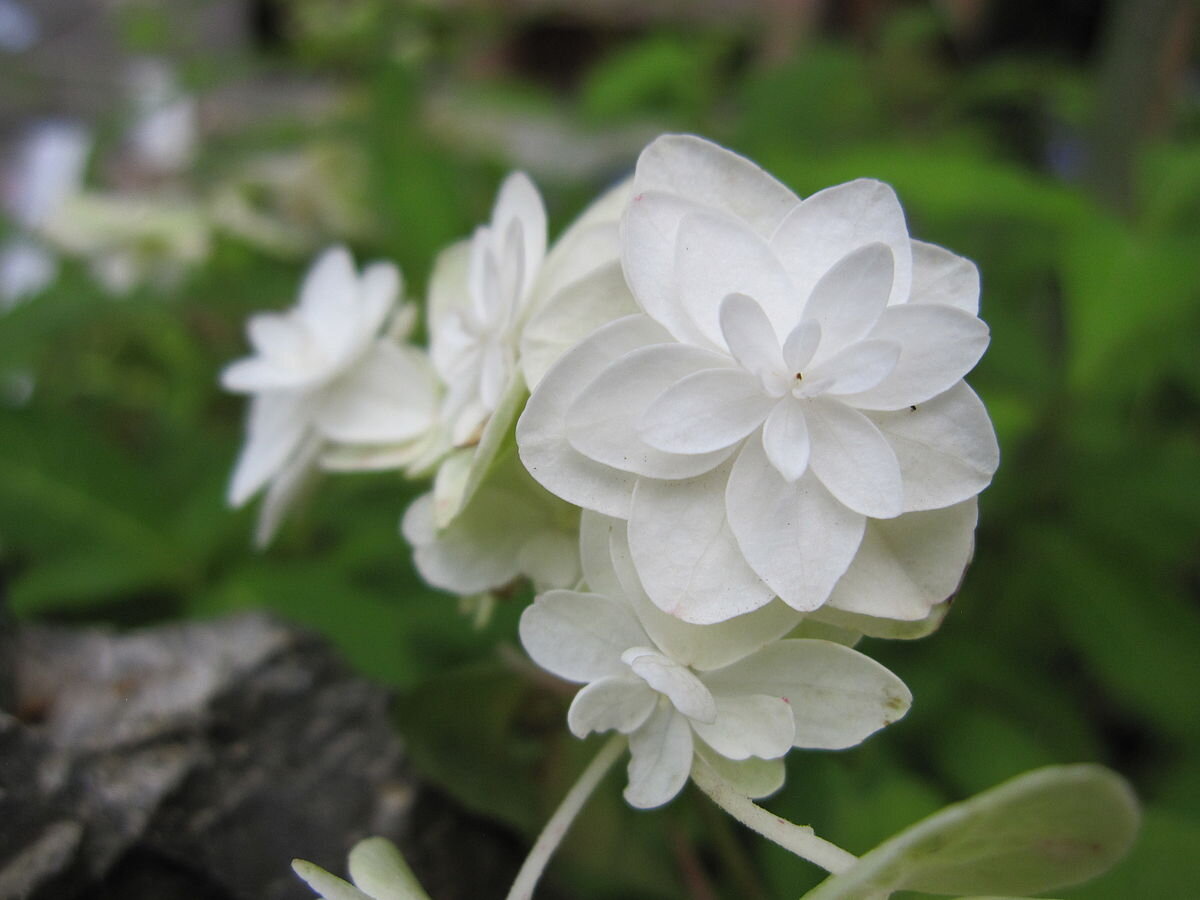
[506,734,627,900]
[690,760,857,875]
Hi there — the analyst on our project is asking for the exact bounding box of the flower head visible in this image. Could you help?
[223,246,439,541]
[518,135,998,624]
[519,513,911,808]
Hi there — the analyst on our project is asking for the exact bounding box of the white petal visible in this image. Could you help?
[0,237,56,307]
[347,837,428,900]
[692,746,786,799]
[625,705,693,809]
[254,434,321,548]
[297,246,360,361]
[633,134,799,237]
[399,491,436,546]
[623,648,717,723]
[247,312,308,362]
[608,519,803,671]
[702,639,912,749]
[638,367,775,455]
[567,676,657,738]
[221,354,323,393]
[800,243,893,359]
[492,171,547,298]
[827,499,978,621]
[228,392,312,506]
[675,211,799,345]
[690,693,795,761]
[726,439,865,612]
[771,179,912,310]
[519,590,648,683]
[477,340,511,412]
[719,292,787,378]
[802,339,900,397]
[357,261,402,342]
[761,399,810,482]
[566,344,737,477]
[808,602,950,642]
[910,239,979,315]
[867,382,998,512]
[427,240,471,371]
[620,191,713,345]
[516,528,581,591]
[782,319,821,373]
[579,510,625,599]
[520,260,638,391]
[313,342,438,444]
[805,398,903,518]
[629,460,775,623]
[843,304,990,410]
[517,314,669,518]
[291,861,374,900]
[7,121,89,229]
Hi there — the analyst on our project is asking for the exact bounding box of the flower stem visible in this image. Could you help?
[505,733,627,900]
[690,759,858,875]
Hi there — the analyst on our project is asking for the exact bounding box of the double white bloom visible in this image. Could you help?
[519,135,999,624]
[223,247,439,542]
[520,514,911,808]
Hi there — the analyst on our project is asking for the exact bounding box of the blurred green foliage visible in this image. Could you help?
[2,2,1197,897]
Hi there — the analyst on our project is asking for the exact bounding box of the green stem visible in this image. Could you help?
[690,759,857,875]
[505,734,627,900]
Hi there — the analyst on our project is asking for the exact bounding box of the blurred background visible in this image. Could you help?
[1,0,1198,897]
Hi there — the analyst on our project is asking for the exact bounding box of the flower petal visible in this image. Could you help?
[719,292,786,378]
[579,510,625,599]
[567,344,738,476]
[291,861,374,900]
[227,392,312,506]
[492,171,547,300]
[867,382,999,512]
[772,179,912,309]
[638,367,775,455]
[782,319,821,373]
[629,460,776,623]
[909,239,979,315]
[800,243,894,359]
[843,304,989,410]
[520,260,638,391]
[625,704,694,809]
[690,693,795,760]
[621,191,718,346]
[692,746,786,800]
[519,590,648,683]
[761,398,810,482]
[567,676,657,738]
[726,438,865,612]
[624,647,717,723]
[356,261,402,345]
[608,518,802,671]
[802,339,900,397]
[313,342,438,444]
[702,639,912,749]
[634,134,799,237]
[297,246,360,361]
[517,314,669,518]
[804,398,903,518]
[254,434,321,549]
[675,211,798,345]
[827,499,978,621]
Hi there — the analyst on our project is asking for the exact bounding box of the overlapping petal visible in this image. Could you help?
[625,704,693,809]
[567,676,657,738]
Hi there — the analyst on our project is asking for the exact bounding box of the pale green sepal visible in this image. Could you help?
[808,601,949,641]
[791,617,862,647]
[432,375,528,529]
[800,764,1138,900]
[347,837,431,900]
[693,744,786,800]
[291,859,374,900]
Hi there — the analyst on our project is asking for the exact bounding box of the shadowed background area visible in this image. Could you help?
[1,1,1197,897]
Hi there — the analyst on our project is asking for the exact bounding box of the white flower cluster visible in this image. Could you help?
[224,134,998,808]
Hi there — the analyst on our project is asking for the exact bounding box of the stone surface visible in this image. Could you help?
[0,613,521,900]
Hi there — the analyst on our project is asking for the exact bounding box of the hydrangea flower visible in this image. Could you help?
[519,513,911,809]
[223,246,439,542]
[518,135,999,624]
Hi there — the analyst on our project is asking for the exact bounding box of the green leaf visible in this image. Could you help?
[801,765,1138,899]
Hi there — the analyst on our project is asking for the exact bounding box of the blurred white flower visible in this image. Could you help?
[520,513,910,809]
[223,246,439,542]
[518,134,998,624]
[0,120,90,305]
[0,0,38,53]
[430,171,547,447]
[294,837,429,900]
[124,58,197,175]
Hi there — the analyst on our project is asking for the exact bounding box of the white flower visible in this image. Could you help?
[124,58,197,175]
[402,451,580,597]
[519,512,911,809]
[223,246,439,540]
[518,134,999,624]
[430,172,547,447]
[294,837,429,900]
